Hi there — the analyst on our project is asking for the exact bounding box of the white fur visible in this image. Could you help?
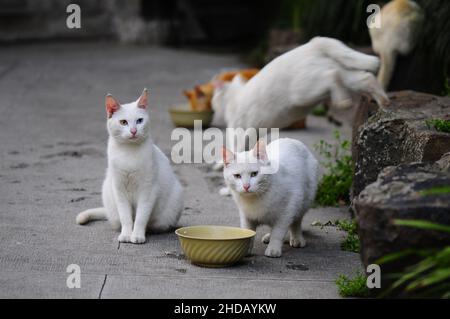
[212,76,247,127]
[76,90,184,244]
[223,138,319,257]
[214,37,388,130]
[369,0,424,89]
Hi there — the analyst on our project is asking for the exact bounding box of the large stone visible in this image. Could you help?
[352,91,450,198]
[354,159,450,270]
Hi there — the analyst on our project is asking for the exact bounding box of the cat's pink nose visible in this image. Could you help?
[243,184,250,192]
[130,128,137,135]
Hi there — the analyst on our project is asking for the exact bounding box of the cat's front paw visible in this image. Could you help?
[265,245,282,258]
[118,232,132,243]
[131,234,146,244]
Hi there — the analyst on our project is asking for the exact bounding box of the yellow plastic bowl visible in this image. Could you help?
[175,225,256,268]
[169,106,213,128]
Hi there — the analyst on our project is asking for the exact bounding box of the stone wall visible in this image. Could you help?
[352,91,450,198]
[355,157,450,269]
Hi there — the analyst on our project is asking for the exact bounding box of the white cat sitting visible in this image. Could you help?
[222,138,319,257]
[76,89,184,244]
[214,37,389,130]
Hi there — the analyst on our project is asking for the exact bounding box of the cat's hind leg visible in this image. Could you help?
[147,183,184,234]
[100,177,121,231]
[340,70,389,107]
[378,50,397,90]
[327,69,353,109]
[289,215,306,248]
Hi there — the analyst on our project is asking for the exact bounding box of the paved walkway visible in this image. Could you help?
[0,42,361,298]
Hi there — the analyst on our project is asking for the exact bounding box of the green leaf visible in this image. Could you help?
[420,186,450,196]
[389,257,436,291]
[393,219,450,234]
[406,268,450,291]
[376,249,416,265]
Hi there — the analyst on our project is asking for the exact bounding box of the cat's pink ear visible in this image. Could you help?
[105,94,120,118]
[222,146,235,167]
[253,139,267,161]
[137,88,148,109]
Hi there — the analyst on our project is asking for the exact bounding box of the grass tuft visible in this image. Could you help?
[335,220,360,253]
[336,272,370,298]
[312,219,360,253]
[426,118,450,133]
[314,131,353,206]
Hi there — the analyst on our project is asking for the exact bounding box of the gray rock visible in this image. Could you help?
[352,91,450,198]
[354,160,450,270]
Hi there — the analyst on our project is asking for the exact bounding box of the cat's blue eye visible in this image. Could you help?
[136,118,143,124]
[233,174,241,179]
[250,171,258,177]
[119,120,128,126]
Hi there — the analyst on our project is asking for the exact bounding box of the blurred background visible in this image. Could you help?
[1,0,449,95]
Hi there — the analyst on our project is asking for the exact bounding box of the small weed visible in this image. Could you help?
[336,272,369,298]
[426,118,450,134]
[312,104,327,116]
[312,219,360,253]
[335,220,360,253]
[314,131,353,206]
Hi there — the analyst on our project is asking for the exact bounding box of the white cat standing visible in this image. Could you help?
[223,138,318,257]
[76,89,184,244]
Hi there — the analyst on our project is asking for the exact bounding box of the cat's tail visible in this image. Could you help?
[76,207,107,225]
[311,37,380,73]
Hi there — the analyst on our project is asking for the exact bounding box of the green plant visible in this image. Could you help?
[420,186,450,196]
[443,77,450,96]
[335,219,360,253]
[336,272,370,297]
[314,131,353,206]
[312,104,327,117]
[426,118,450,133]
[311,219,360,253]
[377,219,450,298]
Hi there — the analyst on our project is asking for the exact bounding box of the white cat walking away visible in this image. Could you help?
[76,89,184,244]
[222,138,318,257]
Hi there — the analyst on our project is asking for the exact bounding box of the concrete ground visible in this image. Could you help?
[0,42,361,298]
